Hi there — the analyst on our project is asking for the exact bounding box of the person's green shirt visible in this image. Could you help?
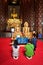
[25,43,34,57]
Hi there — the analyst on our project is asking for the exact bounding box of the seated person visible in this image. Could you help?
[38,32,42,39]
[31,34,37,50]
[11,40,20,60]
[24,41,34,59]
[16,37,29,44]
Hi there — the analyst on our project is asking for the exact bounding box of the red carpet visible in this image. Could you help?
[0,38,43,65]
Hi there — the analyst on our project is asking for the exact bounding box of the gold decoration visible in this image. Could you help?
[11,13,18,18]
[7,18,22,31]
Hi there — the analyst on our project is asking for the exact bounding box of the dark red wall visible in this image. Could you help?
[0,0,8,31]
[20,0,43,32]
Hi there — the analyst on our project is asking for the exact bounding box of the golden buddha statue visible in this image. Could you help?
[7,8,22,31]
[23,22,32,39]
[23,22,30,32]
[12,24,22,40]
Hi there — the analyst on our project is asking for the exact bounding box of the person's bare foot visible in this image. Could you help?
[26,56,32,60]
[13,56,18,60]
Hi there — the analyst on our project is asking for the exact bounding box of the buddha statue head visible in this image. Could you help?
[24,22,29,27]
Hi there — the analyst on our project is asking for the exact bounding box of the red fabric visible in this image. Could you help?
[0,38,43,65]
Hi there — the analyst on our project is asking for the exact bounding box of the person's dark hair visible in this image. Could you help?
[13,40,18,48]
[33,34,36,37]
